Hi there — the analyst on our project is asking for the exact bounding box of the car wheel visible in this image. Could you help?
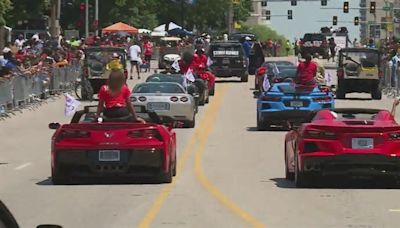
[257,115,269,131]
[173,156,177,176]
[294,156,310,188]
[371,84,382,100]
[185,115,196,128]
[241,71,249,82]
[160,161,173,183]
[199,93,205,106]
[336,89,346,99]
[209,85,215,96]
[205,94,209,104]
[51,169,69,185]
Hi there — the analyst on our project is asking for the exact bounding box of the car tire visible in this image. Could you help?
[185,115,196,128]
[209,85,215,96]
[336,89,346,99]
[205,95,209,104]
[173,156,177,177]
[371,84,382,100]
[257,115,269,131]
[241,71,249,82]
[160,161,173,183]
[52,169,69,185]
[294,156,312,188]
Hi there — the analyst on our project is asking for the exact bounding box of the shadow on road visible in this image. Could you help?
[36,177,167,186]
[336,97,372,101]
[270,177,400,189]
[246,127,288,132]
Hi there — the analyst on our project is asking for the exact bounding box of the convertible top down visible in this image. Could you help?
[284,108,400,187]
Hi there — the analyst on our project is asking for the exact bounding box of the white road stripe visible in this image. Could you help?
[389,209,400,212]
[14,162,32,170]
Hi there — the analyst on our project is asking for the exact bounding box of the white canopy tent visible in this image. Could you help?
[153,22,182,32]
[151,31,168,37]
[139,29,152,34]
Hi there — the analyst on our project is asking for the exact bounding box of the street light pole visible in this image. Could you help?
[85,0,89,38]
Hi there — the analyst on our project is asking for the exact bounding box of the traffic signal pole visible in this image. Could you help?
[95,0,99,36]
[85,0,89,38]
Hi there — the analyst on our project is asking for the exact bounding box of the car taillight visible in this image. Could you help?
[313,96,332,102]
[138,96,146,102]
[389,132,400,140]
[170,96,179,102]
[337,69,344,78]
[131,96,137,102]
[56,129,90,141]
[128,129,161,140]
[261,96,281,101]
[305,130,336,139]
[180,96,188,102]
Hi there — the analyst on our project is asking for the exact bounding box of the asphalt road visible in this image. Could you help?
[1,57,400,228]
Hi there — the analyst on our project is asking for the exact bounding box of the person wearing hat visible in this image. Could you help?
[192,48,208,71]
[106,53,123,71]
[241,36,252,70]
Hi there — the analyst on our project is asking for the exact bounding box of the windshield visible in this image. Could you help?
[303,33,326,41]
[277,68,297,78]
[276,84,316,94]
[342,51,379,67]
[146,75,184,84]
[133,83,185,94]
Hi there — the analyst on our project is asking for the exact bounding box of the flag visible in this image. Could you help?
[184,68,195,82]
[64,93,80,116]
[172,60,180,72]
[207,57,213,67]
[272,64,280,75]
[262,75,271,92]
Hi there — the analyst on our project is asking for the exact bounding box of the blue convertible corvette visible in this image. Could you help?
[256,82,335,130]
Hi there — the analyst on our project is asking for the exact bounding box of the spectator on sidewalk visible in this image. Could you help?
[129,40,142,80]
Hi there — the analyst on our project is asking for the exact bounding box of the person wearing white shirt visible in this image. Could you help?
[391,49,400,87]
[14,34,25,50]
[129,41,142,80]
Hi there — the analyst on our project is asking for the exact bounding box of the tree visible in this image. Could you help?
[0,0,12,26]
[5,0,49,29]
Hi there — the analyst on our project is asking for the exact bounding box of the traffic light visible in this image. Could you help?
[333,16,337,26]
[261,0,267,7]
[321,0,327,6]
[343,1,349,13]
[291,0,297,6]
[370,2,376,14]
[266,10,271,20]
[288,10,293,20]
[354,17,359,25]
[79,3,85,12]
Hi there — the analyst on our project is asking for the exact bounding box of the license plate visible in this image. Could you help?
[99,150,120,161]
[147,102,170,111]
[290,101,303,107]
[352,138,374,149]
[222,59,230,64]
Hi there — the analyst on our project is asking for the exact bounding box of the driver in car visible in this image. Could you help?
[106,53,123,70]
[96,70,145,123]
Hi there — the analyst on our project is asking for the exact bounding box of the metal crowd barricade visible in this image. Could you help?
[0,65,81,118]
[0,79,13,115]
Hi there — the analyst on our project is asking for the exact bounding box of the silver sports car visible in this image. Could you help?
[131,82,196,128]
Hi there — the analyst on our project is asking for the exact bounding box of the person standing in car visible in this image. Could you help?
[296,53,317,86]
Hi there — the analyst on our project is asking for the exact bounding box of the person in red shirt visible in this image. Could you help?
[296,53,317,86]
[143,38,153,72]
[96,70,145,123]
[179,51,195,74]
[192,48,207,71]
[195,64,215,93]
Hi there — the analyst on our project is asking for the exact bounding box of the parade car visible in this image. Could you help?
[256,82,334,130]
[284,108,400,187]
[49,106,178,184]
[146,74,200,112]
[255,61,296,90]
[132,82,196,128]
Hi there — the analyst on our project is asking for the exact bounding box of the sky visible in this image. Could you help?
[265,0,360,41]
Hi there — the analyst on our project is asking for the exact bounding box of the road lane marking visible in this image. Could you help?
[193,90,266,228]
[389,209,400,212]
[138,84,230,228]
[15,162,32,170]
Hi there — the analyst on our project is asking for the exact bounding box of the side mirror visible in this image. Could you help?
[48,123,61,130]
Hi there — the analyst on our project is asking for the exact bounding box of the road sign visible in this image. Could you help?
[383,6,392,11]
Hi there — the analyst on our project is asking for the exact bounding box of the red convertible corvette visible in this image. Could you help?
[285,108,400,187]
[49,106,177,184]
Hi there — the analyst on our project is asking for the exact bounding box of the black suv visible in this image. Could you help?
[208,41,248,82]
[299,33,329,59]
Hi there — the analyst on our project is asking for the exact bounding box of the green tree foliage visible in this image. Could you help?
[5,0,49,27]
[0,0,12,26]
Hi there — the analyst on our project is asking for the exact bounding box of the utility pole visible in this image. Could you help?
[95,0,99,36]
[49,0,61,38]
[85,0,89,38]
[228,4,234,34]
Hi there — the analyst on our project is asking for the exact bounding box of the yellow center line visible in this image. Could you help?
[193,88,266,228]
[138,83,230,228]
